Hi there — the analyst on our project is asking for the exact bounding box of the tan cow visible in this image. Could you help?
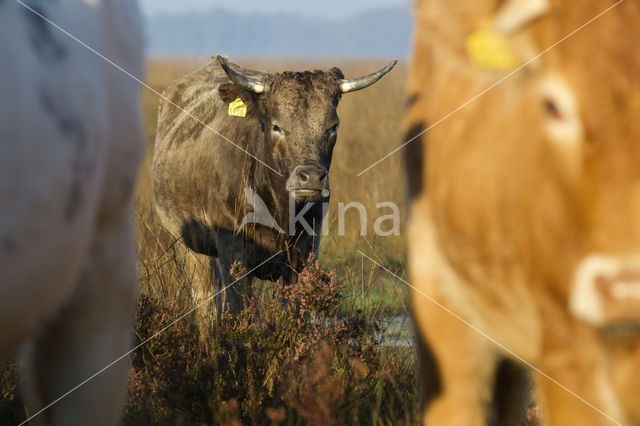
[405,0,640,425]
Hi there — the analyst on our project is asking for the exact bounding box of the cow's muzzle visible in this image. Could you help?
[571,255,640,332]
[286,164,329,201]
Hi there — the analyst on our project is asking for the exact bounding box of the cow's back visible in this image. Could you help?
[152,61,271,249]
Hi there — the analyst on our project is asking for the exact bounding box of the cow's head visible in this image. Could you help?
[216,56,396,202]
[484,1,640,330]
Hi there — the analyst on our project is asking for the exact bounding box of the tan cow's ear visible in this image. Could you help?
[493,0,549,34]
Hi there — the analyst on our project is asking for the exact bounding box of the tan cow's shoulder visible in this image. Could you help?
[407,204,542,362]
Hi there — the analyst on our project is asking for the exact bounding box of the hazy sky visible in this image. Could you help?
[139,0,410,18]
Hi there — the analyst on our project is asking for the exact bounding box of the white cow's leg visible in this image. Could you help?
[22,211,136,426]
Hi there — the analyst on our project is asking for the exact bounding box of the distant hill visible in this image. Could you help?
[145,7,412,58]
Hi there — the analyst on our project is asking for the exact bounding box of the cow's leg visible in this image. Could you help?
[213,231,254,315]
[413,319,442,418]
[534,329,619,426]
[534,371,614,426]
[182,249,217,338]
[211,257,225,316]
[22,210,136,426]
[215,253,253,315]
[492,358,530,426]
[412,296,498,426]
[409,211,498,426]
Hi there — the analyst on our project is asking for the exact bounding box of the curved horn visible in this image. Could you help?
[338,60,398,94]
[215,56,267,94]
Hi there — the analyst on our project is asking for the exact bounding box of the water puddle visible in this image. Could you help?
[377,315,414,347]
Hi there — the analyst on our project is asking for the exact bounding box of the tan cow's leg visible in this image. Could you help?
[412,294,498,426]
[535,373,617,426]
[22,209,137,426]
[534,328,624,426]
[409,208,498,426]
[492,359,530,426]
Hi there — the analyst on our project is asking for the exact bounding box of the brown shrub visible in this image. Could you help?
[123,258,417,425]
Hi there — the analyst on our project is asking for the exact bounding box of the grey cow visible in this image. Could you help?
[153,56,395,315]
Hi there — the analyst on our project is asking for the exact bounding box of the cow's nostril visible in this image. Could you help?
[297,169,309,182]
[293,165,328,188]
[571,255,640,328]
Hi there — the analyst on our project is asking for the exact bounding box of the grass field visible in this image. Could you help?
[1,58,420,425]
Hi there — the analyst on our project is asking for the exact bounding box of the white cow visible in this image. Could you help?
[0,0,144,424]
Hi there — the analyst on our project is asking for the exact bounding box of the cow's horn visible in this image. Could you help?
[338,60,397,94]
[494,0,550,34]
[216,56,267,94]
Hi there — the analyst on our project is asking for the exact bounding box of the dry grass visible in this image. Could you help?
[125,257,417,425]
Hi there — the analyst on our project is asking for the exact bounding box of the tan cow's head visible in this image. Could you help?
[416,0,640,331]
[496,0,640,330]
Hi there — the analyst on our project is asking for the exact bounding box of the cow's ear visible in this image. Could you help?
[218,83,259,116]
[329,67,344,81]
[218,83,237,102]
[218,83,258,104]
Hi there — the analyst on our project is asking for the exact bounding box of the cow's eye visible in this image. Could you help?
[543,98,563,120]
[538,74,583,147]
[271,125,283,135]
[328,124,339,136]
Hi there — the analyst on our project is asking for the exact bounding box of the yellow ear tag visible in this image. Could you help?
[465,28,521,71]
[228,97,247,118]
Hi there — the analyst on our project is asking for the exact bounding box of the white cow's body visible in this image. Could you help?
[0,0,144,424]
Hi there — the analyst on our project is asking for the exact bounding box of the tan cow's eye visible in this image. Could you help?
[544,98,563,120]
[538,74,584,147]
[328,124,339,136]
[271,125,283,135]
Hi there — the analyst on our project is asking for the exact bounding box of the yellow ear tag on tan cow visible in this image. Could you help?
[228,97,247,118]
[465,28,520,71]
